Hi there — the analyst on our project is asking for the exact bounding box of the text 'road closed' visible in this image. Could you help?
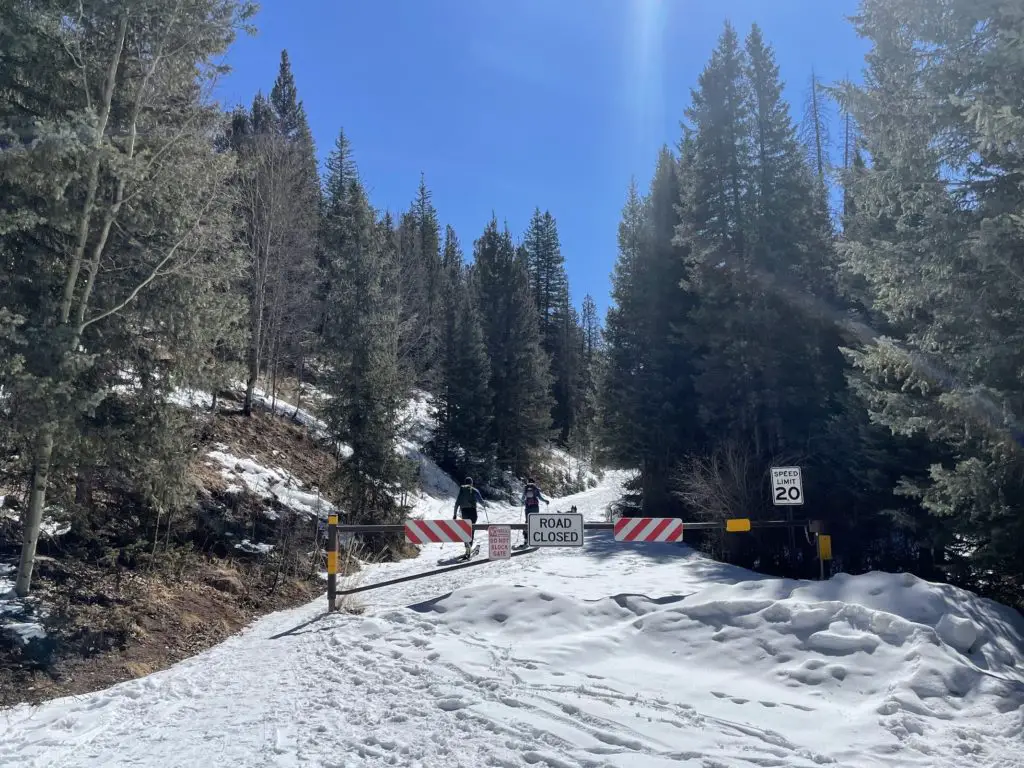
[527,513,585,547]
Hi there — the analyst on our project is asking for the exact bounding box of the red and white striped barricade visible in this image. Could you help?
[405,519,473,544]
[613,517,683,543]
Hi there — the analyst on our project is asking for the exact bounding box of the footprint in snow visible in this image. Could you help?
[435,697,472,711]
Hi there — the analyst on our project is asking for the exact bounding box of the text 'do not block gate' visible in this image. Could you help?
[405,519,473,544]
[488,525,511,559]
[613,517,683,542]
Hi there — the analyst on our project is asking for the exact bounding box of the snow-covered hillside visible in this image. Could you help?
[2,474,1022,768]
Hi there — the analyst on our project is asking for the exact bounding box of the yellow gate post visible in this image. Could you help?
[327,514,338,611]
[817,533,832,581]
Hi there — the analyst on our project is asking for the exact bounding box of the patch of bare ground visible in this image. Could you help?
[0,398,376,708]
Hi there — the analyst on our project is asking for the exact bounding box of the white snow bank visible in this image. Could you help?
[2,508,70,540]
[167,387,214,410]
[0,472,1021,768]
[413,572,1024,765]
[233,539,274,555]
[205,445,336,520]
[540,444,601,490]
[249,386,327,434]
[395,390,460,515]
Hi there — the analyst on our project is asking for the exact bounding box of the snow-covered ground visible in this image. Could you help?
[206,443,337,522]
[2,472,1022,768]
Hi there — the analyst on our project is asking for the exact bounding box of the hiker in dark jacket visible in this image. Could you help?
[521,478,549,514]
[517,477,550,547]
[454,477,485,556]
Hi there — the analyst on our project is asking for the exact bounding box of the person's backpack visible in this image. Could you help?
[524,484,539,509]
[456,484,477,510]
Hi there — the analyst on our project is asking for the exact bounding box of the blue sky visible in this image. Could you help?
[215,0,869,317]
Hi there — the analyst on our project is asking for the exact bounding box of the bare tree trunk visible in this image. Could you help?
[15,428,55,596]
[244,303,263,416]
[16,16,129,598]
[271,344,279,413]
[292,348,304,419]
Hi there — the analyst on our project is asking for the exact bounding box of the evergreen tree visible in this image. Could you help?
[269,50,305,139]
[264,49,320,407]
[601,181,648,471]
[474,218,553,475]
[838,0,1024,599]
[231,52,319,416]
[448,268,495,477]
[395,176,444,388]
[319,130,408,527]
[0,0,254,596]
[434,230,493,477]
[600,149,699,512]
[523,208,577,442]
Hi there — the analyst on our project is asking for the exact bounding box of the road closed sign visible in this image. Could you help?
[527,513,584,547]
[488,524,511,560]
[770,466,804,505]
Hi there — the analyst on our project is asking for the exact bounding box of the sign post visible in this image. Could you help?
[488,525,511,560]
[771,466,803,559]
[817,533,832,581]
[526,512,585,548]
[327,514,338,612]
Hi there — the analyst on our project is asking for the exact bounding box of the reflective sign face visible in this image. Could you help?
[488,525,511,559]
[770,466,804,505]
[526,513,584,547]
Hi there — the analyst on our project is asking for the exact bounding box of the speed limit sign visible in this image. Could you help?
[770,467,804,506]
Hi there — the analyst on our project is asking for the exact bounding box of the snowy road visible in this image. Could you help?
[2,473,1023,768]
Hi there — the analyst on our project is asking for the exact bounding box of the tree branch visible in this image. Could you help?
[79,191,217,333]
[58,11,128,326]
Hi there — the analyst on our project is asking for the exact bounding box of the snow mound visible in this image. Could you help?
[412,571,1024,763]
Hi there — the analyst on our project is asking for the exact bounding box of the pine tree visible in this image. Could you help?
[523,208,577,442]
[600,148,700,512]
[800,67,832,205]
[434,231,493,477]
[838,0,1024,599]
[574,295,604,459]
[263,49,320,409]
[395,177,444,388]
[448,268,495,477]
[232,52,319,416]
[270,50,305,139]
[319,130,408,526]
[474,218,553,475]
[677,22,759,452]
[601,181,648,471]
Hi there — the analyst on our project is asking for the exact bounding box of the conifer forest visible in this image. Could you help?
[1,0,1022,631]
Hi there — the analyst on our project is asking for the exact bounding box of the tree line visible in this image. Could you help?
[0,0,601,596]
[599,0,1024,607]
[4,0,1020,611]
